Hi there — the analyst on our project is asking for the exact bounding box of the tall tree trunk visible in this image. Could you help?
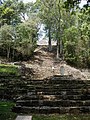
[7,45,10,61]
[48,27,52,51]
[57,37,63,60]
[58,38,60,57]
[58,0,63,60]
[57,39,59,59]
[12,47,14,61]
[60,39,63,58]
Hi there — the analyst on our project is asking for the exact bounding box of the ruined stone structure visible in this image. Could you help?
[12,75,90,114]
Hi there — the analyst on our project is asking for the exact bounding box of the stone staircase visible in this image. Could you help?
[0,75,24,100]
[13,75,90,114]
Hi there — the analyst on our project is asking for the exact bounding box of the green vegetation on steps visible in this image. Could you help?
[0,101,17,120]
[0,64,20,76]
[33,114,90,120]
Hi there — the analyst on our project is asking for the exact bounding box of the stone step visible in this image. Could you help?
[0,75,21,79]
[12,80,90,87]
[0,79,21,84]
[0,88,27,95]
[50,75,89,82]
[23,80,44,85]
[13,106,90,114]
[1,86,89,95]
[23,79,90,85]
[19,94,90,101]
[51,75,74,79]
[6,82,90,89]
[16,100,90,107]
[0,76,90,84]
[10,84,89,91]
[1,79,89,89]
[34,85,90,90]
[15,88,89,96]
[0,87,89,100]
[18,95,39,100]
[37,92,87,96]
[5,85,89,92]
[41,94,90,100]
[1,79,90,88]
[50,80,90,85]
[36,89,90,95]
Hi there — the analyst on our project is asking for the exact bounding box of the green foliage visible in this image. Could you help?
[36,0,90,67]
[16,20,37,57]
[0,101,16,120]
[0,24,13,41]
[0,0,39,61]
[64,26,78,42]
[0,20,38,61]
[17,20,38,42]
[0,0,22,26]
[0,0,90,67]
[0,64,20,76]
[0,24,14,60]
[33,114,90,120]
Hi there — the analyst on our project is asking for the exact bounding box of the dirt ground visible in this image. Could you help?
[23,46,90,80]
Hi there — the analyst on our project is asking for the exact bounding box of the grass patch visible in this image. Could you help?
[0,64,20,76]
[0,101,17,120]
[33,114,90,120]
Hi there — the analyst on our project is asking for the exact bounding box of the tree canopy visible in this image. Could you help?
[0,0,90,68]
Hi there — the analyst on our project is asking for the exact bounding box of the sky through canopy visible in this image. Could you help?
[23,0,87,8]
